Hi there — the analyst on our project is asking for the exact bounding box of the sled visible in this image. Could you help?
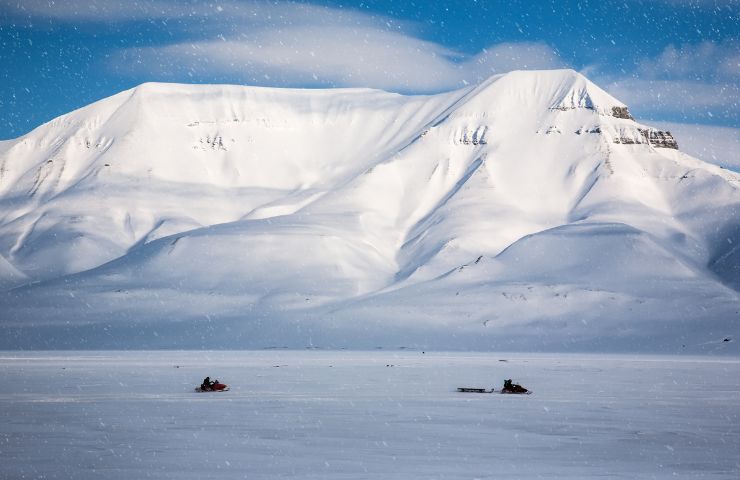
[457,387,494,393]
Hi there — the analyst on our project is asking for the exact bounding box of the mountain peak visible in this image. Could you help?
[463,69,630,119]
[0,69,738,350]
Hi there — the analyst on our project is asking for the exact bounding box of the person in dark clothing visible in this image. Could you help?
[201,376,213,391]
[503,378,528,393]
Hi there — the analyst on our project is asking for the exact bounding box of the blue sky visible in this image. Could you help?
[0,0,738,142]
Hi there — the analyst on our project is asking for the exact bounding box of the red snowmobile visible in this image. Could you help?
[501,379,530,394]
[195,377,229,392]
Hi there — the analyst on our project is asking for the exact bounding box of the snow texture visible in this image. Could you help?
[1,351,739,479]
[0,69,738,351]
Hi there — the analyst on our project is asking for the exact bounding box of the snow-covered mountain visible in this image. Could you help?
[1,69,738,351]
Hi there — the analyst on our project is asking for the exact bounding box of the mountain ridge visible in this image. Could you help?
[0,69,738,351]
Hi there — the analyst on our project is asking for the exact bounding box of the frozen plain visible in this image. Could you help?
[1,351,739,479]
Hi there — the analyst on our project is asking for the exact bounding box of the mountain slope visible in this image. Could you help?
[0,70,738,351]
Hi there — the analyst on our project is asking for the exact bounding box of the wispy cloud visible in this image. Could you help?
[585,39,739,166]
[0,0,411,39]
[595,41,739,125]
[653,121,740,172]
[636,41,740,81]
[2,0,565,92]
[113,34,564,92]
[3,0,735,137]
[605,78,738,122]
[113,27,463,91]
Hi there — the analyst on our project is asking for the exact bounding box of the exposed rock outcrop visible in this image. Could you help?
[576,126,601,134]
[196,135,227,151]
[611,106,634,120]
[613,128,678,149]
[642,129,678,149]
[456,126,488,145]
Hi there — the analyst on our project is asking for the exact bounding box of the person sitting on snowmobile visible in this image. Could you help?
[502,379,528,393]
[201,376,213,391]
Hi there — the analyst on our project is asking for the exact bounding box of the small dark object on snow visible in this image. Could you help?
[502,379,529,394]
[723,337,731,342]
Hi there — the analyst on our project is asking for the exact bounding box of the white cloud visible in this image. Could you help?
[115,27,462,92]
[112,32,565,93]
[605,78,738,113]
[589,41,739,171]
[1,0,408,32]
[2,0,565,92]
[652,121,740,172]
[637,41,740,81]
[594,41,739,125]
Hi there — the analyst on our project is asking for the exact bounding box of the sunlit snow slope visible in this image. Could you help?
[0,70,738,351]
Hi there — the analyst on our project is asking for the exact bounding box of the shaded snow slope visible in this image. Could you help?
[0,70,738,351]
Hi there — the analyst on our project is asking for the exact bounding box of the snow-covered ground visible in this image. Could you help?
[2,351,739,479]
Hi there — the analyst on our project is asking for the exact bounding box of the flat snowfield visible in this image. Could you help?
[1,352,739,479]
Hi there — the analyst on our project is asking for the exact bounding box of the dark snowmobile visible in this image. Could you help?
[501,379,530,394]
